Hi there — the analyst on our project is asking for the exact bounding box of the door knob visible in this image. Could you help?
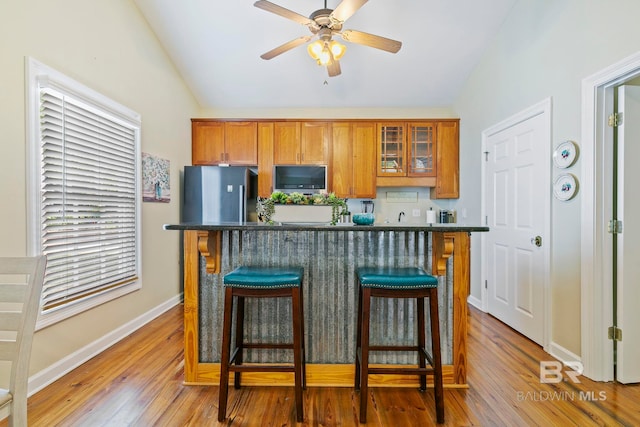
[531,236,542,247]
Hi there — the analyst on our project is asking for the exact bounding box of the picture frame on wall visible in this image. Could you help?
[142,152,170,203]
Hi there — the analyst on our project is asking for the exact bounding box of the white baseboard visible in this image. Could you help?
[549,341,582,366]
[467,295,485,312]
[27,295,182,396]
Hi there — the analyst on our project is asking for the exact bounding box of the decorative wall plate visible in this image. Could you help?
[553,173,578,201]
[553,140,578,168]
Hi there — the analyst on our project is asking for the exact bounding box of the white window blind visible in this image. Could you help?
[36,82,140,316]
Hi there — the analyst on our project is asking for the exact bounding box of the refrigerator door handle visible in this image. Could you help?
[239,185,246,223]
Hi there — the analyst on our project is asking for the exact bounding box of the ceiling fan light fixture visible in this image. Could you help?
[307,40,325,63]
[307,40,346,66]
[329,40,346,60]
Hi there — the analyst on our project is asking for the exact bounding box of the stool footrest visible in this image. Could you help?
[368,366,436,376]
[368,345,423,352]
[228,364,295,373]
[240,343,295,350]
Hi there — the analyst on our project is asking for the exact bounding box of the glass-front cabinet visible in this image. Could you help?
[377,123,405,176]
[377,122,436,177]
[408,123,436,176]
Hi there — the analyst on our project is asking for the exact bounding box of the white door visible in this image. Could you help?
[616,85,640,383]
[484,103,550,345]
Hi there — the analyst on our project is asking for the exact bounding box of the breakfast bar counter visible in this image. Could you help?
[164,222,489,388]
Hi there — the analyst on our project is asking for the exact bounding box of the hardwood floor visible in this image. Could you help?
[10,304,640,426]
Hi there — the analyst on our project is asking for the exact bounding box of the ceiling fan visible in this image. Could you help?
[254,0,402,77]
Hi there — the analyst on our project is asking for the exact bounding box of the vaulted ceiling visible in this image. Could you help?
[134,0,517,110]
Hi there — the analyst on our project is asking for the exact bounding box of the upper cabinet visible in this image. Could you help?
[377,122,436,177]
[192,120,257,165]
[257,122,275,197]
[377,123,406,176]
[191,118,459,199]
[331,122,376,199]
[376,120,457,198]
[274,122,329,165]
[431,120,459,199]
[408,123,436,176]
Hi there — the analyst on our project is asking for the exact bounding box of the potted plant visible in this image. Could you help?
[257,192,347,225]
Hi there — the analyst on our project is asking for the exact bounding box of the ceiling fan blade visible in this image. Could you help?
[327,58,342,77]
[254,1,317,29]
[339,29,402,53]
[260,36,312,60]
[331,0,368,24]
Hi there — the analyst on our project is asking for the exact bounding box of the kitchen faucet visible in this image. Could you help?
[398,211,405,222]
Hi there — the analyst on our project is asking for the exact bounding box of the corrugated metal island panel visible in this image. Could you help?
[198,229,453,365]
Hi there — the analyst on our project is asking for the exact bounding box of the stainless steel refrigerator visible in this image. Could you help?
[182,166,257,223]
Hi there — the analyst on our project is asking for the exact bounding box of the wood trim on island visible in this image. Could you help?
[174,224,484,388]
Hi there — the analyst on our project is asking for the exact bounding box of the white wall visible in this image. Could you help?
[453,0,640,356]
[0,0,198,383]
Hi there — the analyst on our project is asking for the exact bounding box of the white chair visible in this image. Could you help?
[0,256,46,427]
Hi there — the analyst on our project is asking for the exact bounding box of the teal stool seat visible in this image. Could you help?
[224,266,303,288]
[357,267,438,289]
[218,266,306,422]
[355,266,444,424]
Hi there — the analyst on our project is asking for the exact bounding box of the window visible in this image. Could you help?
[27,58,141,328]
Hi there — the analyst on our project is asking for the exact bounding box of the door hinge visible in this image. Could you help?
[608,326,622,341]
[608,219,623,234]
[608,112,623,127]
[485,280,488,289]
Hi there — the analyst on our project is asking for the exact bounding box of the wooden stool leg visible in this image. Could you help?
[299,284,307,390]
[354,283,363,390]
[429,288,445,423]
[218,287,234,422]
[417,296,427,391]
[234,296,245,389]
[359,287,372,424]
[291,287,304,422]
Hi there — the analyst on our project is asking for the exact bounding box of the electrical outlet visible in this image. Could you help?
[412,208,421,217]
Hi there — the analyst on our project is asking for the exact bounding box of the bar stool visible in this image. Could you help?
[218,266,306,422]
[354,266,444,424]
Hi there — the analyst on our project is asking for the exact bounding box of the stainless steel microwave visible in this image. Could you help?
[273,165,327,194]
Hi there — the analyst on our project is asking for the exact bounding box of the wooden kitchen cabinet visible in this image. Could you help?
[274,122,329,165]
[331,122,376,198]
[377,122,405,176]
[377,122,436,177]
[376,120,458,197]
[408,122,436,177]
[191,120,257,165]
[431,120,459,199]
[190,118,458,199]
[257,122,275,197]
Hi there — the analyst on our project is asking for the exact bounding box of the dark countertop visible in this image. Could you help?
[163,222,489,232]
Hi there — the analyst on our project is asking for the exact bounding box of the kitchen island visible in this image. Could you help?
[164,222,488,388]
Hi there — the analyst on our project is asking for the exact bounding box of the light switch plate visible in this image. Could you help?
[412,209,421,217]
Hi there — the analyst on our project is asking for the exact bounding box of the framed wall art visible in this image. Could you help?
[142,152,170,203]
